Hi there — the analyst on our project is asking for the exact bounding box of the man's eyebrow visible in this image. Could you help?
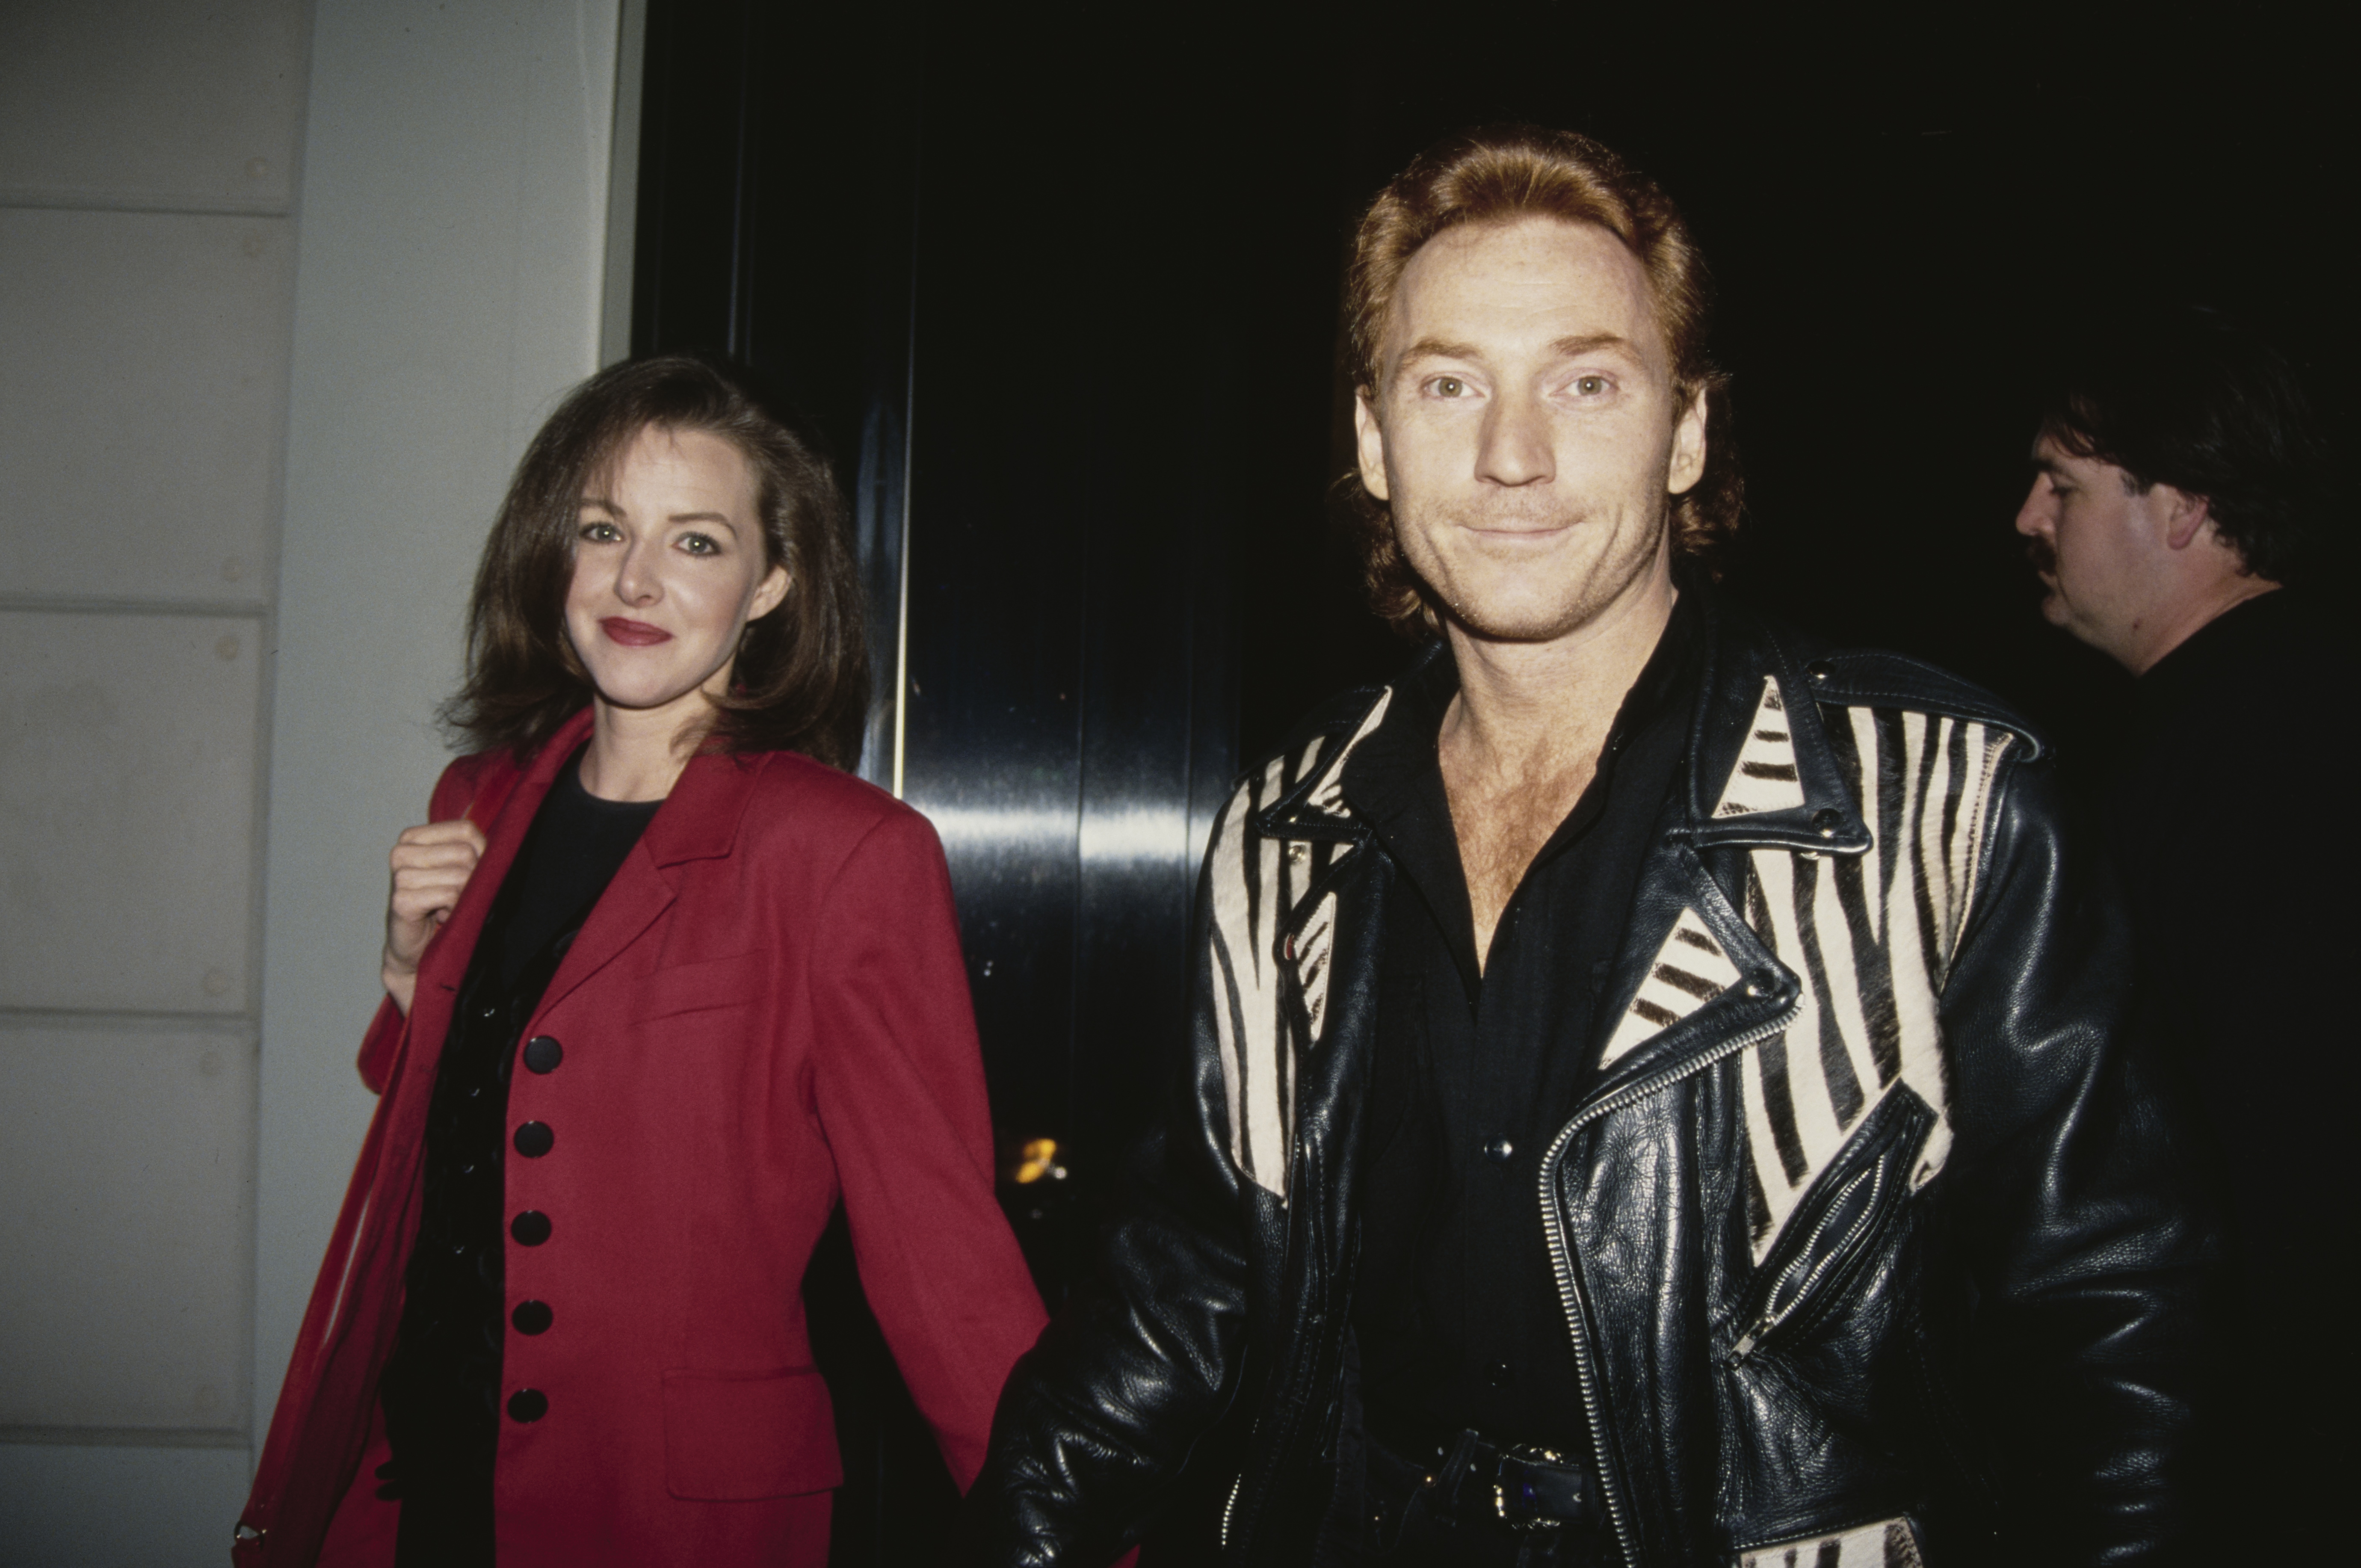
[1396,336,1484,365]
[1550,332,1640,358]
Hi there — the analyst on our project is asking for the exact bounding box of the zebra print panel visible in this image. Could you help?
[1733,708,2013,1258]
[1598,906,1743,1068]
[1715,678,1807,817]
[1734,1515,1926,1568]
[1205,693,1391,1197]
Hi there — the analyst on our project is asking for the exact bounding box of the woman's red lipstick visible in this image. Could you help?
[600,617,672,647]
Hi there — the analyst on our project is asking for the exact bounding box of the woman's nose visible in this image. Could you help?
[614,542,660,603]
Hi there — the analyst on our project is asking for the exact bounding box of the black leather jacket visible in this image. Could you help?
[970,609,2205,1567]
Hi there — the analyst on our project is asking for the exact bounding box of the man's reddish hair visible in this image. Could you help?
[1343,126,1744,634]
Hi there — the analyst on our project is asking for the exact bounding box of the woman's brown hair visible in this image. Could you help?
[1341,125,1744,636]
[440,355,869,768]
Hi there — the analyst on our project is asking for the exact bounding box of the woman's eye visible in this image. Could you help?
[579,520,621,542]
[679,533,719,556]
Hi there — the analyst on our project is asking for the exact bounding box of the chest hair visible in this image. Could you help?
[1443,739,1604,973]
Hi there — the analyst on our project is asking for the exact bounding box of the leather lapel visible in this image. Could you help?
[1572,612,1845,1108]
[528,746,766,1019]
[1578,836,1797,1109]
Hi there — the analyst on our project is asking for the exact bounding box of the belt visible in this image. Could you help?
[1365,1409,1596,1534]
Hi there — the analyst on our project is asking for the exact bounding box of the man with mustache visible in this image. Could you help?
[966,127,2204,1567]
[2014,304,2348,1562]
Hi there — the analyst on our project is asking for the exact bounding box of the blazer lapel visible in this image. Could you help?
[403,710,596,1058]
[528,746,765,1018]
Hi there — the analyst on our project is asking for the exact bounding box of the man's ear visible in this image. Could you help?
[1667,387,1709,497]
[1353,390,1391,501]
[2160,486,2213,552]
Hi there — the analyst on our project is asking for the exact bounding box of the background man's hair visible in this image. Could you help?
[441,354,870,768]
[1340,125,1743,636]
[2041,304,2326,583]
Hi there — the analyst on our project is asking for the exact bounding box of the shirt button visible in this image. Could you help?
[1484,1138,1515,1164]
[513,1121,554,1158]
[506,1388,548,1423]
[522,1035,563,1074]
[512,1300,553,1335]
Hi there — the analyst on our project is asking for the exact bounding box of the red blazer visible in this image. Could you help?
[237,711,1047,1567]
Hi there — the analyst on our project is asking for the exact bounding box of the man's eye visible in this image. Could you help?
[1432,377,1466,397]
[1573,375,1609,396]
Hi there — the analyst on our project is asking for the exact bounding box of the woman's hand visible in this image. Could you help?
[382,818,487,1015]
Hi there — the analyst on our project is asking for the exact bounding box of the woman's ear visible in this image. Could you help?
[749,563,791,621]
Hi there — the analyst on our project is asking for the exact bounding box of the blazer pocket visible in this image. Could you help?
[631,951,770,1022]
[661,1366,842,1500]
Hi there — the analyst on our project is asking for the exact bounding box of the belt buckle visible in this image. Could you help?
[1491,1443,1570,1533]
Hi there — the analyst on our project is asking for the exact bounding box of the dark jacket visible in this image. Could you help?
[970,607,2205,1567]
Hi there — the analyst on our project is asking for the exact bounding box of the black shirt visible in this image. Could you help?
[1348,596,1700,1449]
[2095,589,2356,1558]
[381,750,658,1564]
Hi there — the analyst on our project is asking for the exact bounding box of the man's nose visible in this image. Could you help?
[1475,390,1554,486]
[2013,479,2049,537]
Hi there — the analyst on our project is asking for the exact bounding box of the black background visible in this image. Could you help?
[632,5,2351,1560]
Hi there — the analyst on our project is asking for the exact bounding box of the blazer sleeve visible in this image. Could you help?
[808,808,1050,1490]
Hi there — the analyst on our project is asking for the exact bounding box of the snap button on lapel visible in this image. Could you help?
[1812,808,1842,839]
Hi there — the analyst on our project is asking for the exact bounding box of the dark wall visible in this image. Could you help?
[631,6,2348,1561]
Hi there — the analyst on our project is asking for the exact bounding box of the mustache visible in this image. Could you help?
[2024,535,2056,575]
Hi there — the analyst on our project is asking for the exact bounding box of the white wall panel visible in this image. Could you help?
[0,0,305,212]
[0,1024,252,1433]
[0,1444,251,1567]
[0,610,260,1013]
[0,209,293,604]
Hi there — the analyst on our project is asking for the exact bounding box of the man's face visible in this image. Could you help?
[1355,216,1706,645]
[2013,435,2180,666]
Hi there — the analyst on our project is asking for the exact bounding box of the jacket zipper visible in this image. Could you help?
[1725,1160,1886,1364]
[1219,1470,1244,1550]
[1537,1002,1800,1567]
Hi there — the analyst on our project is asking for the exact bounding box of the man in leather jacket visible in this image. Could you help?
[967,127,2206,1567]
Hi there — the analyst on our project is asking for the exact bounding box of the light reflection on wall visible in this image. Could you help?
[917,804,1201,868]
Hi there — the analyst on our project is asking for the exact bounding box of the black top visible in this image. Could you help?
[2095,588,2356,1556]
[1347,596,1700,1448]
[379,750,658,1564]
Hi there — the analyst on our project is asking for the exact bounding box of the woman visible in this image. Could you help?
[236,358,1046,1567]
